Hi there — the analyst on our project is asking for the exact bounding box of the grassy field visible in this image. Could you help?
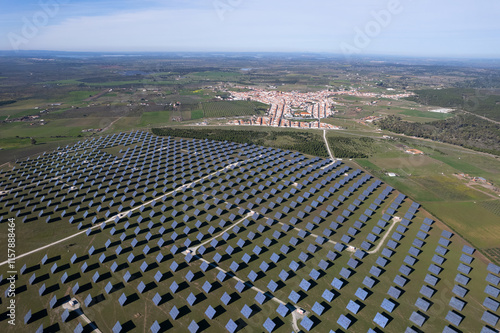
[201,100,268,118]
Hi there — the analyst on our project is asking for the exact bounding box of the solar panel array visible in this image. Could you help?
[0,131,498,332]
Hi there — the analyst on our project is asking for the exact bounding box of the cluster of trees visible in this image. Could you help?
[327,136,376,158]
[0,100,16,106]
[151,128,329,157]
[377,115,500,156]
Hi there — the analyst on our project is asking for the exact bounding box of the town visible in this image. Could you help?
[226,88,412,129]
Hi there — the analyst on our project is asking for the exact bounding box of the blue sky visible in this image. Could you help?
[0,0,499,57]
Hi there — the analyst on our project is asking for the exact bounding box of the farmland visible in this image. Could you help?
[201,101,268,118]
[0,131,499,333]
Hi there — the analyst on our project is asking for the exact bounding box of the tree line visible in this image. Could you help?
[151,127,329,157]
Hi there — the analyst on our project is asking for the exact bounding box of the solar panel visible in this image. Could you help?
[445,310,464,326]
[457,263,472,275]
[409,311,427,327]
[300,316,315,331]
[486,273,500,285]
[337,314,352,329]
[346,300,361,314]
[355,288,369,301]
[432,255,445,266]
[483,297,500,312]
[263,318,276,333]
[373,312,389,328]
[462,245,475,255]
[482,311,499,326]
[481,326,499,333]
[460,254,473,264]
[387,286,403,299]
[487,263,500,275]
[455,274,470,286]
[376,257,388,267]
[452,285,468,298]
[485,285,500,298]
[187,320,199,333]
[382,248,394,258]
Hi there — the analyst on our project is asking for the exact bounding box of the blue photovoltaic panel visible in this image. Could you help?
[482,311,499,326]
[241,304,252,318]
[449,297,466,311]
[416,231,428,240]
[420,285,436,298]
[409,311,426,327]
[331,277,344,290]
[376,257,388,267]
[463,245,475,255]
[382,248,394,258]
[355,288,368,300]
[394,275,408,287]
[486,273,500,285]
[455,274,470,286]
[485,285,500,298]
[483,297,500,312]
[370,266,382,277]
[412,239,424,249]
[399,265,412,276]
[415,297,431,311]
[363,276,376,288]
[311,302,325,316]
[453,285,468,298]
[337,314,351,330]
[346,300,361,314]
[387,240,399,249]
[445,310,464,326]
[373,312,389,328]
[424,274,439,286]
[487,263,500,275]
[481,326,499,333]
[288,290,301,303]
[409,247,421,257]
[339,268,352,279]
[388,286,403,299]
[263,318,276,332]
[438,237,451,247]
[432,255,445,265]
[428,264,442,275]
[404,255,417,266]
[435,246,448,256]
[458,263,472,275]
[322,289,335,302]
[460,254,474,264]
[381,298,396,313]
[441,230,453,239]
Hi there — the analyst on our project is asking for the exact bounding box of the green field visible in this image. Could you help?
[201,100,268,118]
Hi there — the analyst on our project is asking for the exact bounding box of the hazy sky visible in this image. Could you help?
[1,0,499,57]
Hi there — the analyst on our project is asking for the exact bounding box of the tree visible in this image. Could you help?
[30,137,36,145]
